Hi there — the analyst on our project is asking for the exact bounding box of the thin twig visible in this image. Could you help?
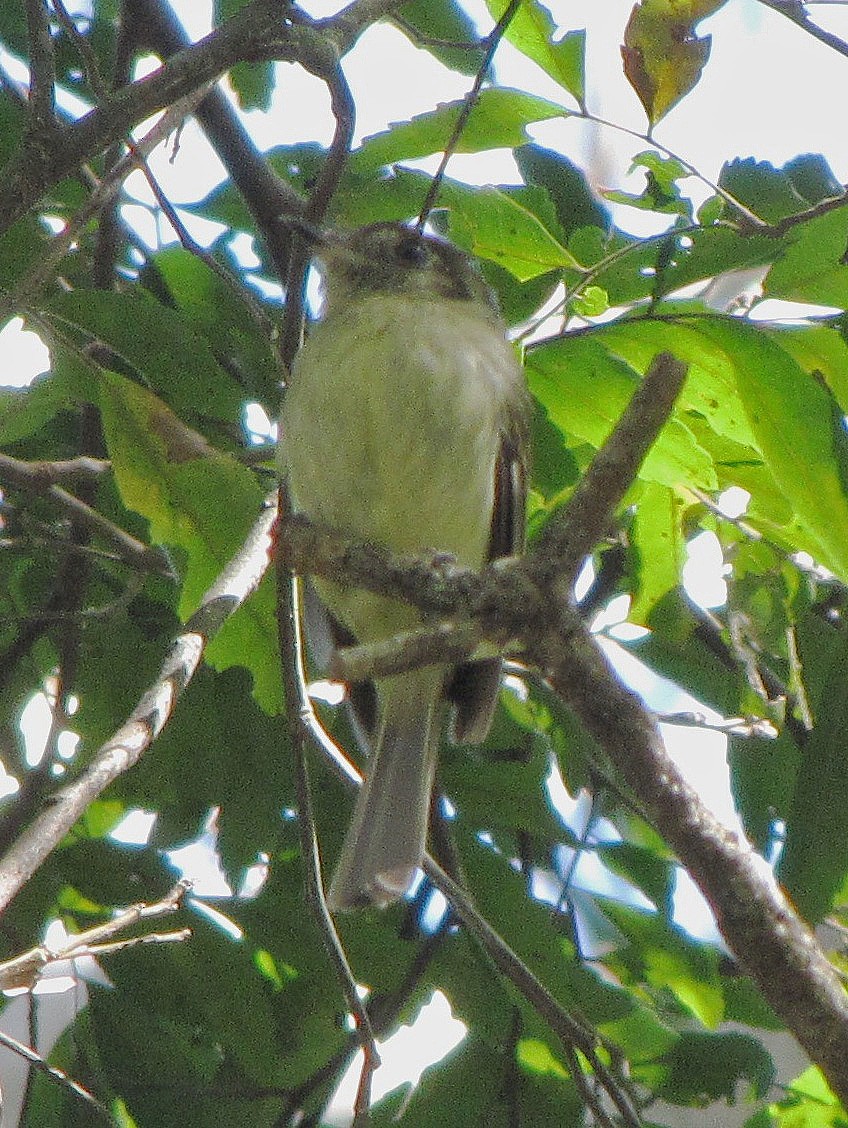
[279,60,355,366]
[132,0,305,286]
[304,63,356,226]
[392,15,483,52]
[0,452,172,577]
[2,88,209,317]
[582,110,767,229]
[562,1040,619,1128]
[332,619,485,683]
[51,0,106,95]
[0,1029,113,1123]
[753,187,848,236]
[416,0,522,226]
[422,856,643,1128]
[274,499,381,1121]
[757,0,848,58]
[0,456,110,488]
[0,880,191,991]
[284,668,641,1126]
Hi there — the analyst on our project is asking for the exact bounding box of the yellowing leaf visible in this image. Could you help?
[622,0,728,126]
[98,370,280,711]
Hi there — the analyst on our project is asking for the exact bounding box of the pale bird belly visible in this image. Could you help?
[284,298,507,643]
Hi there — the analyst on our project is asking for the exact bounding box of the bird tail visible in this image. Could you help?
[327,672,441,912]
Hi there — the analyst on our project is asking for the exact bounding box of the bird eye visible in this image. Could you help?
[396,238,429,267]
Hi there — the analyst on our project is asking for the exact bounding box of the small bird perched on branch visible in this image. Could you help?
[281,221,529,911]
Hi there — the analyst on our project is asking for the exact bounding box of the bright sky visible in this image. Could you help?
[3,1,848,1119]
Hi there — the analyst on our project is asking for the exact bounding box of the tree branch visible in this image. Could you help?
[0,452,172,577]
[0,0,381,236]
[279,345,848,1105]
[536,612,848,1107]
[756,0,848,59]
[423,857,642,1128]
[0,500,277,915]
[0,880,191,991]
[24,0,56,137]
[531,351,689,585]
[0,1029,111,1123]
[129,0,305,286]
[24,0,56,136]
[274,490,380,1123]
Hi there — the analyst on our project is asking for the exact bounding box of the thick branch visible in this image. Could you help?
[537,613,848,1107]
[0,0,380,235]
[24,0,56,135]
[531,351,688,584]
[129,0,304,284]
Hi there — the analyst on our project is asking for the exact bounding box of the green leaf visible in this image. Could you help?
[486,1,586,106]
[460,832,637,1029]
[441,736,566,843]
[774,325,848,414]
[765,206,848,307]
[720,157,808,224]
[0,91,29,168]
[371,1034,584,1126]
[592,317,848,581]
[600,1004,679,1064]
[46,290,245,423]
[655,1030,775,1104]
[516,1036,569,1079]
[778,627,848,921]
[630,480,687,624]
[229,60,273,112]
[698,320,848,582]
[597,840,675,914]
[126,665,291,872]
[518,145,611,236]
[0,371,74,445]
[729,730,799,854]
[98,371,255,612]
[607,149,695,221]
[571,284,609,318]
[396,0,486,74]
[596,318,757,449]
[526,335,718,490]
[352,87,566,172]
[142,245,280,409]
[0,214,47,289]
[603,900,725,1028]
[784,153,844,205]
[627,592,745,717]
[445,184,579,278]
[214,0,251,16]
[353,168,579,279]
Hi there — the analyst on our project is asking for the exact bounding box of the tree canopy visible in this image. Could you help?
[3,0,848,1125]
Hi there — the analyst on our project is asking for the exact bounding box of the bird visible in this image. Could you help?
[281,221,529,910]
